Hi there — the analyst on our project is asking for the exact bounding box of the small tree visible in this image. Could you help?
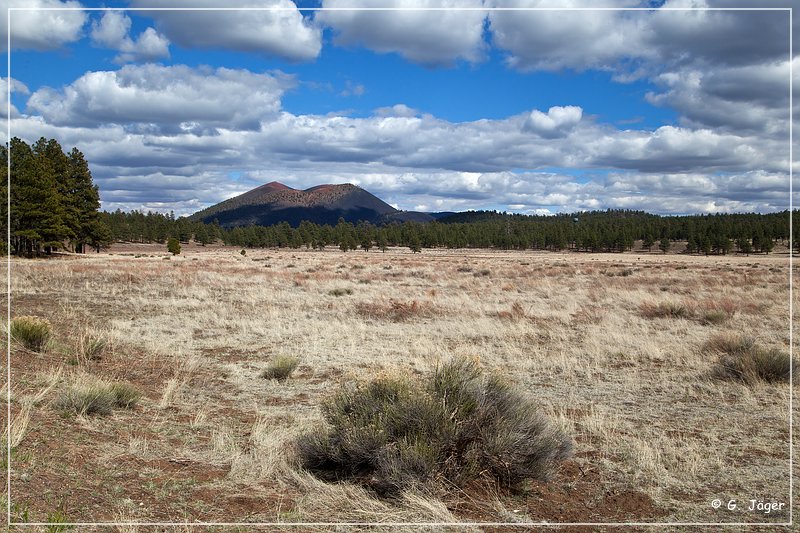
[377,232,388,253]
[643,233,655,252]
[167,237,181,255]
[409,234,422,254]
[736,237,752,255]
[658,237,670,254]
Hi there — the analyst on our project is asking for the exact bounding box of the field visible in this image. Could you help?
[3,243,796,531]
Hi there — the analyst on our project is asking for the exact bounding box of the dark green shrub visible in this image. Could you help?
[167,237,181,255]
[296,357,573,496]
[262,356,300,381]
[10,316,51,351]
[705,335,796,385]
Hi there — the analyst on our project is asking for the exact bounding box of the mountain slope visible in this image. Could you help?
[189,181,433,227]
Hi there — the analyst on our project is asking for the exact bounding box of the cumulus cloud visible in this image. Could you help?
[645,61,791,138]
[523,106,583,138]
[488,1,789,73]
[7,102,791,215]
[130,0,321,61]
[488,0,648,72]
[91,11,170,63]
[373,104,419,117]
[0,77,28,118]
[1,0,87,51]
[25,64,295,132]
[318,0,487,66]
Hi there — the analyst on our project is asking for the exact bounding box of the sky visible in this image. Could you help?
[1,0,798,217]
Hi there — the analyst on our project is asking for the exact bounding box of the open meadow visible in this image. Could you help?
[3,244,797,531]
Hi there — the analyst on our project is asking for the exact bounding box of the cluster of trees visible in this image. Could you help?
[5,137,111,256]
[100,208,794,255]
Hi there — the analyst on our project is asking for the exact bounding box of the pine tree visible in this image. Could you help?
[66,147,104,253]
[643,233,655,252]
[10,138,71,255]
[167,237,181,255]
[409,234,422,253]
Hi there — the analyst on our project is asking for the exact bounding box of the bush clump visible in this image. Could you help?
[55,377,141,416]
[296,357,573,496]
[262,355,300,381]
[10,316,51,352]
[639,301,692,320]
[705,334,797,385]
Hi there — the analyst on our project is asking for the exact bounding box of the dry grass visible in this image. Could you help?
[4,245,793,525]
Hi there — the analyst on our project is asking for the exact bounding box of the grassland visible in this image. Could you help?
[2,243,796,531]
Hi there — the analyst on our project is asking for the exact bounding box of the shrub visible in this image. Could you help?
[639,301,693,320]
[328,288,353,297]
[55,376,140,416]
[262,356,300,381]
[700,310,729,325]
[10,316,51,351]
[108,382,141,408]
[355,299,436,322]
[705,335,797,385]
[296,357,573,496]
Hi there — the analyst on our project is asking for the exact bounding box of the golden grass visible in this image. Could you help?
[4,246,794,524]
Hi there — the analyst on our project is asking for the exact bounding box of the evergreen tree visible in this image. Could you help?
[167,237,181,255]
[736,237,752,255]
[66,147,104,253]
[10,138,71,255]
[409,233,422,253]
[658,237,670,254]
[643,233,655,252]
[377,231,388,253]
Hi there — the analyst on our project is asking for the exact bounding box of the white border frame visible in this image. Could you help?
[4,4,794,529]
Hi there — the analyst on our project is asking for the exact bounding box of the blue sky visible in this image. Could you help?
[2,0,797,216]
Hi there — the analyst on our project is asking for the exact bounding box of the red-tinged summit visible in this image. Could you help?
[189,182,433,228]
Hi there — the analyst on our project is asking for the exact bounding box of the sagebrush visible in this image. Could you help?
[705,335,796,385]
[296,357,573,496]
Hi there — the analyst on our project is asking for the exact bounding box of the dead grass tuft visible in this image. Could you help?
[262,356,300,381]
[704,334,797,385]
[355,299,438,322]
[54,374,141,415]
[639,301,693,320]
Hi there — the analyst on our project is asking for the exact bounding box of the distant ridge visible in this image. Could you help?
[188,181,433,228]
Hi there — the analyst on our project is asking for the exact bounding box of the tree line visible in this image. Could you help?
[4,137,111,256]
[100,208,794,255]
[6,136,793,256]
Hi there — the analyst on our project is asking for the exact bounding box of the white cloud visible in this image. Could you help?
[90,11,170,63]
[26,64,294,131]
[130,0,321,62]
[0,77,28,118]
[1,0,87,51]
[318,0,487,66]
[488,0,648,72]
[523,105,583,138]
[374,104,419,117]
